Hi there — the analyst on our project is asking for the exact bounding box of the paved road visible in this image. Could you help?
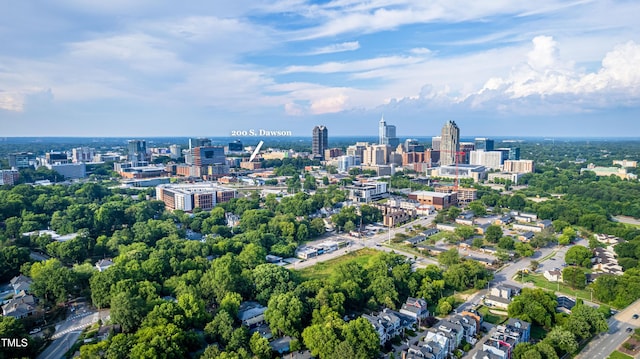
[37,330,82,359]
[577,298,640,359]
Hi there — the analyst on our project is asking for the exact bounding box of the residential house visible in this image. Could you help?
[436,223,457,232]
[592,247,623,275]
[484,284,521,310]
[512,212,537,223]
[422,228,440,237]
[9,275,32,294]
[512,223,543,233]
[406,341,446,359]
[475,223,491,235]
[537,219,553,229]
[544,270,562,282]
[363,308,415,345]
[405,235,426,246]
[400,297,430,323]
[449,314,478,345]
[481,319,531,359]
[493,215,512,225]
[95,259,114,272]
[518,231,535,242]
[2,291,37,319]
[238,301,267,328]
[595,234,621,245]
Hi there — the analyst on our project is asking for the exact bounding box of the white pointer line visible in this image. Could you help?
[249,140,264,162]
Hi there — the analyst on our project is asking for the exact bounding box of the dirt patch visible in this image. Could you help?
[619,335,640,356]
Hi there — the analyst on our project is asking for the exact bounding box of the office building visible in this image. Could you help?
[169,145,181,159]
[156,183,237,212]
[227,140,243,152]
[46,163,86,179]
[431,136,441,151]
[345,181,389,203]
[436,164,488,182]
[45,152,69,164]
[363,144,390,165]
[0,170,20,186]
[312,125,328,159]
[127,140,148,164]
[192,146,225,166]
[470,150,503,170]
[613,160,637,168]
[460,142,475,164]
[8,152,35,168]
[508,147,520,160]
[324,148,343,159]
[440,121,460,166]
[72,147,95,163]
[503,160,535,173]
[346,142,368,162]
[337,155,359,173]
[379,117,400,148]
[189,138,212,149]
[408,191,457,210]
[474,138,494,151]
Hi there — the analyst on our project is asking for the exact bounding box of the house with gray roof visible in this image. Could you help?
[2,291,37,319]
[9,275,32,294]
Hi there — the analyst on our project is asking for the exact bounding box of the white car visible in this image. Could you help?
[29,328,42,334]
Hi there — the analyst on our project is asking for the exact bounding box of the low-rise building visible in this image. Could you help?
[9,275,32,294]
[544,270,562,282]
[155,183,237,212]
[238,301,267,328]
[481,319,531,359]
[2,291,37,319]
[408,191,457,210]
[363,308,415,345]
[95,259,114,272]
[484,284,521,310]
[345,181,389,203]
[400,297,430,322]
[592,247,623,275]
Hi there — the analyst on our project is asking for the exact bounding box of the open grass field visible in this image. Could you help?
[516,273,594,302]
[295,248,379,281]
[608,351,633,359]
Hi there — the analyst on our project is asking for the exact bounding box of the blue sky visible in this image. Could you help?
[1,0,640,137]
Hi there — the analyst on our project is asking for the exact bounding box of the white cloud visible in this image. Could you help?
[308,41,360,55]
[310,94,348,114]
[282,55,423,74]
[410,47,432,55]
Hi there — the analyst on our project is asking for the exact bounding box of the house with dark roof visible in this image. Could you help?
[238,301,267,328]
[404,235,426,246]
[400,297,429,322]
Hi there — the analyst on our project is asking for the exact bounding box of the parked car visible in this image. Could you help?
[632,314,639,319]
[626,327,633,333]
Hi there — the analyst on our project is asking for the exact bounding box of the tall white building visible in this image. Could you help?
[72,147,96,163]
[378,116,399,148]
[469,150,503,170]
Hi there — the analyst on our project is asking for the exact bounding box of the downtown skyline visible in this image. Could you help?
[1,1,640,137]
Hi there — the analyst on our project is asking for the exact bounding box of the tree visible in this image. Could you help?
[265,292,304,337]
[455,225,476,240]
[205,310,235,345]
[250,332,272,359]
[29,258,77,304]
[485,225,503,243]
[110,292,147,333]
[436,299,453,316]
[530,260,540,271]
[471,237,484,248]
[237,243,266,270]
[219,292,242,317]
[543,327,578,354]
[508,288,557,328]
[468,201,487,216]
[200,253,248,303]
[562,267,587,289]
[564,304,608,340]
[498,237,515,250]
[360,205,382,224]
[129,323,194,359]
[564,245,592,267]
[253,264,294,304]
[515,242,534,257]
[344,220,356,233]
[342,317,380,358]
[508,194,527,211]
[438,248,460,267]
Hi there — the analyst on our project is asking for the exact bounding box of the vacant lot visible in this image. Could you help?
[295,248,379,281]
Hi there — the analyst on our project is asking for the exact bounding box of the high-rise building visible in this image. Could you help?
[169,145,181,159]
[404,139,424,152]
[346,142,368,163]
[470,150,503,170]
[379,117,399,148]
[431,136,441,151]
[508,147,520,161]
[227,140,243,152]
[192,146,225,166]
[127,140,147,164]
[0,170,19,186]
[440,121,460,166]
[312,125,328,159]
[474,138,494,151]
[72,147,95,163]
[503,160,534,173]
[189,138,212,149]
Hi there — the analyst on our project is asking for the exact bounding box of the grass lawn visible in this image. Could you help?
[608,351,633,359]
[515,273,594,301]
[295,248,378,281]
[477,306,508,325]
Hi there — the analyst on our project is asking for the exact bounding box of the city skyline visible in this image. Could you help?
[1,1,640,137]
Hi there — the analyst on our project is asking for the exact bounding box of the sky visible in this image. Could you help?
[1,0,640,138]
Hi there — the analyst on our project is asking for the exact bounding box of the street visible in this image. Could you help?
[37,309,109,359]
[577,298,640,359]
[37,331,82,359]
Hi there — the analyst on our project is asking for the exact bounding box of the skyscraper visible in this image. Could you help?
[127,140,147,165]
[312,125,328,159]
[474,138,494,151]
[378,116,399,148]
[431,136,441,151]
[440,121,460,166]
